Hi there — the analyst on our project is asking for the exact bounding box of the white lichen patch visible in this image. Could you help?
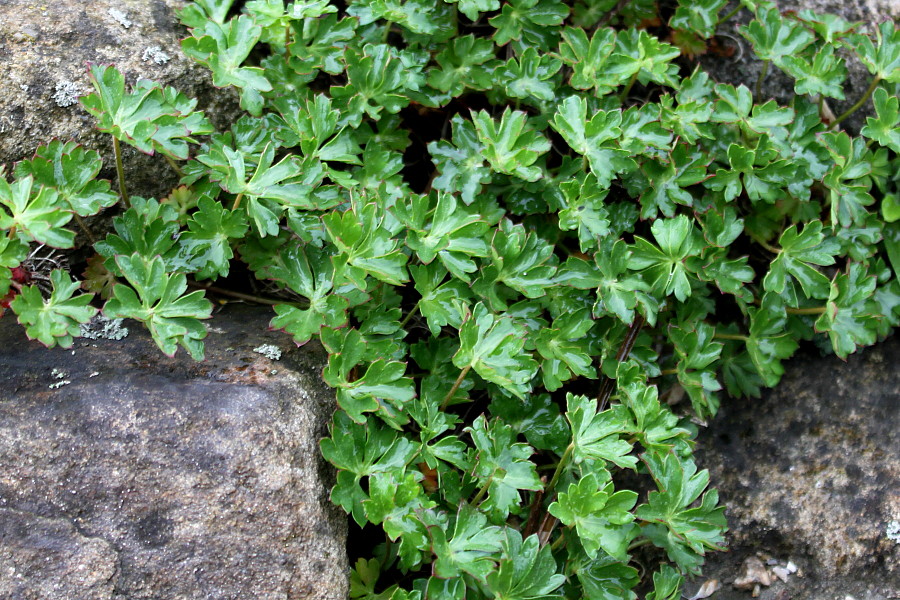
[49,368,70,389]
[253,344,282,361]
[141,46,171,65]
[51,81,81,107]
[108,8,132,28]
[79,315,129,341]
[886,520,900,544]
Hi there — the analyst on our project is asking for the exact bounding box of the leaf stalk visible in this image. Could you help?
[546,443,573,494]
[830,76,881,129]
[755,60,770,104]
[164,154,184,178]
[627,538,652,552]
[596,314,644,410]
[185,281,289,306]
[112,136,130,208]
[399,301,420,329]
[786,306,826,315]
[714,332,749,341]
[470,472,493,506]
[599,0,632,27]
[748,231,781,254]
[72,214,96,244]
[440,364,471,411]
[717,3,743,26]
[619,71,640,103]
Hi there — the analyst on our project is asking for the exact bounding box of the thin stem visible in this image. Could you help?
[755,60,770,104]
[786,306,826,315]
[399,301,420,329]
[718,3,743,26]
[596,314,644,410]
[619,71,639,103]
[522,487,546,537]
[748,231,781,254]
[470,473,493,506]
[163,154,184,178]
[440,365,471,411]
[231,193,244,211]
[112,137,130,208]
[185,281,286,306]
[535,511,557,547]
[599,0,631,27]
[550,532,567,552]
[660,368,678,376]
[830,76,881,129]
[714,332,749,341]
[546,443,573,494]
[72,214,96,244]
[627,538,652,552]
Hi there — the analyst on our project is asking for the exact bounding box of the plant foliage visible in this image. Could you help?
[2,0,899,597]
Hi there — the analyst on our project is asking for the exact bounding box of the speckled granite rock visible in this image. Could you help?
[690,336,900,600]
[702,0,900,134]
[0,508,119,599]
[0,0,239,199]
[0,304,348,600]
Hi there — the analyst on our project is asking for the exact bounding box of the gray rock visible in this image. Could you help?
[0,508,119,600]
[692,336,900,599]
[702,0,900,134]
[0,304,348,600]
[0,0,240,200]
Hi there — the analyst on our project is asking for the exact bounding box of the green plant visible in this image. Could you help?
[2,0,899,596]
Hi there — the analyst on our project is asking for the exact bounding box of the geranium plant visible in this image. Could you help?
[1,0,898,597]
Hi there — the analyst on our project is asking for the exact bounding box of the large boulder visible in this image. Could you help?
[689,336,900,600]
[0,0,239,200]
[0,304,348,600]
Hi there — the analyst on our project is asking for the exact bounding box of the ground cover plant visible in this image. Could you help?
[2,0,899,596]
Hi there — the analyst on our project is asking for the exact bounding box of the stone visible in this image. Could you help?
[0,508,119,600]
[732,556,773,591]
[701,0,900,134]
[0,304,348,600]
[0,0,240,200]
[689,336,900,600]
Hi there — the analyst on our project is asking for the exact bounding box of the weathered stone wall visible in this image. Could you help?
[691,336,899,600]
[0,0,240,200]
[0,304,348,600]
[702,0,900,134]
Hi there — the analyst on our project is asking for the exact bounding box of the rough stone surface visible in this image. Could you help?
[702,0,900,134]
[0,304,348,600]
[0,0,240,199]
[0,508,119,599]
[690,336,900,600]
